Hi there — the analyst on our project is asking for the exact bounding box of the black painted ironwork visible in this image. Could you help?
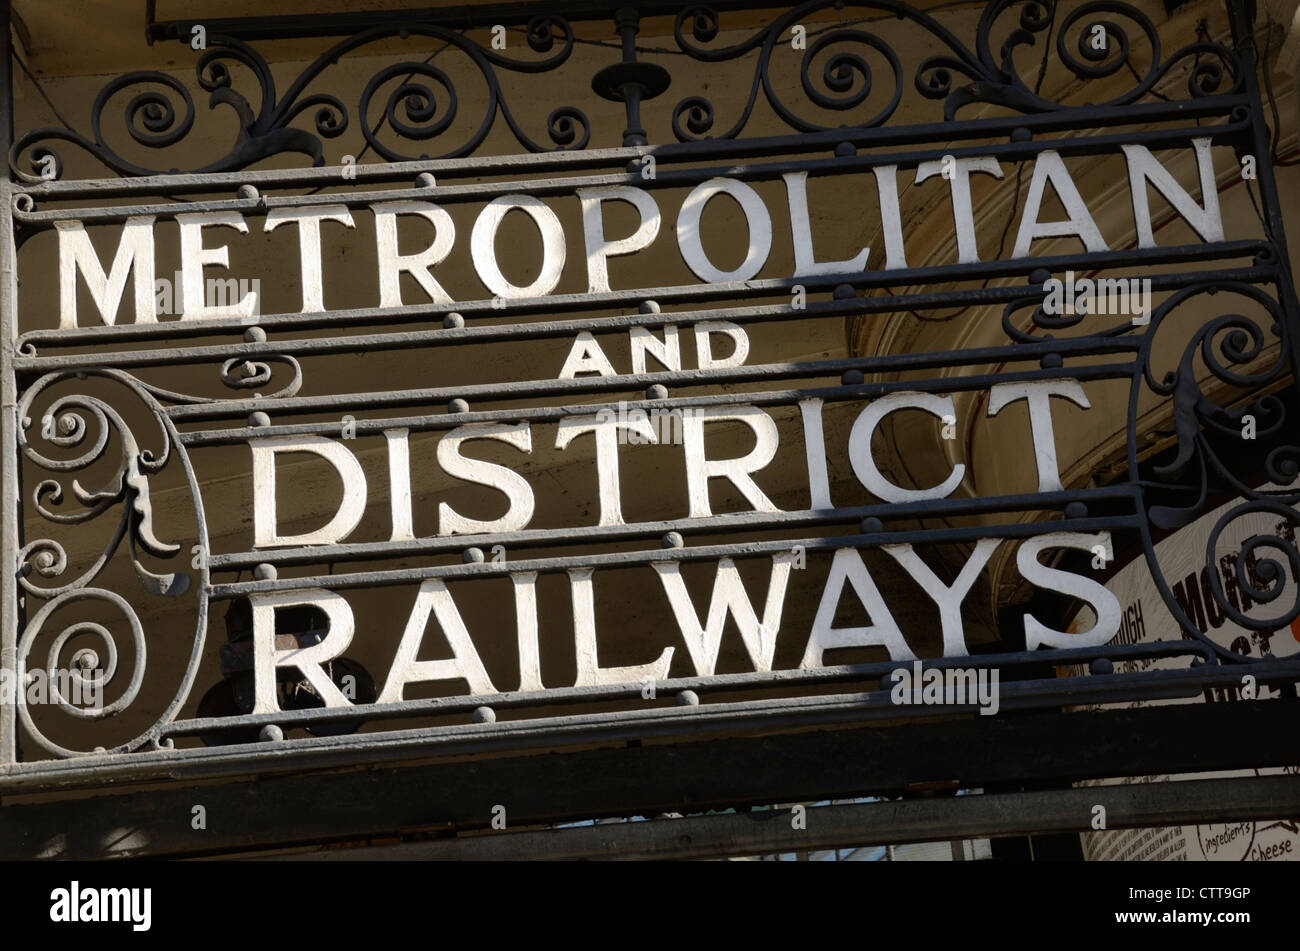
[8,0,1249,178]
[0,0,1296,803]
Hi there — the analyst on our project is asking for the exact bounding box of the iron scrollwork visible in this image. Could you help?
[14,371,209,756]
[8,1,1247,179]
[1133,286,1300,663]
[1,0,1296,764]
[668,0,1241,142]
[10,15,588,180]
[1001,278,1300,663]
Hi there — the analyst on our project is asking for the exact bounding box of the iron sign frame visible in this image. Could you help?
[0,0,1298,856]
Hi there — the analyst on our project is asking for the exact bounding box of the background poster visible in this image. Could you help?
[1071,488,1300,861]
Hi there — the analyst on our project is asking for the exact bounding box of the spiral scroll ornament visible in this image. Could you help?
[1117,282,1300,662]
[13,371,209,756]
[668,1,1241,141]
[10,17,589,179]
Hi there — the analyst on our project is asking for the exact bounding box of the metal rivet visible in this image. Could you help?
[661,531,684,549]
[842,369,864,386]
[1011,127,1032,143]
[260,724,284,742]
[1089,657,1114,676]
[861,517,883,533]
[1029,268,1051,285]
[676,690,699,706]
[254,563,277,581]
[416,172,436,188]
[1040,353,1063,369]
[1065,501,1088,519]
[244,326,266,343]
[833,283,856,300]
[443,312,464,329]
[639,300,660,314]
[448,398,469,413]
[626,158,641,174]
[249,411,270,427]
[834,142,856,157]
[463,547,486,564]
[472,705,496,723]
[237,184,259,200]
[646,384,669,400]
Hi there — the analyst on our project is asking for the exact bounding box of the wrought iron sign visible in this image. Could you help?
[1,0,1298,795]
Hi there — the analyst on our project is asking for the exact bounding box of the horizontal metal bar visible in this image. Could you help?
[166,648,1266,750]
[177,363,1139,444]
[147,0,741,39]
[158,639,1216,741]
[138,0,1082,43]
[11,120,1252,227]
[205,513,1145,597]
[208,485,1141,570]
[5,702,1297,857]
[268,774,1300,860]
[17,96,1251,200]
[4,656,1288,791]
[18,267,1274,367]
[166,341,1140,423]
[21,242,1272,347]
[8,295,954,366]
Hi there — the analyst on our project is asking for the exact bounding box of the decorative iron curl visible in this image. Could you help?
[1126,284,1296,528]
[962,1,1238,113]
[12,372,211,758]
[1144,281,1294,509]
[1130,497,1300,667]
[670,0,1241,141]
[135,353,303,404]
[10,16,588,179]
[671,96,717,141]
[787,29,903,127]
[10,72,196,181]
[671,2,928,141]
[16,589,149,756]
[1055,4,1152,82]
[341,22,588,160]
[1204,501,1300,631]
[360,61,461,160]
[1112,277,1300,664]
[17,373,192,599]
